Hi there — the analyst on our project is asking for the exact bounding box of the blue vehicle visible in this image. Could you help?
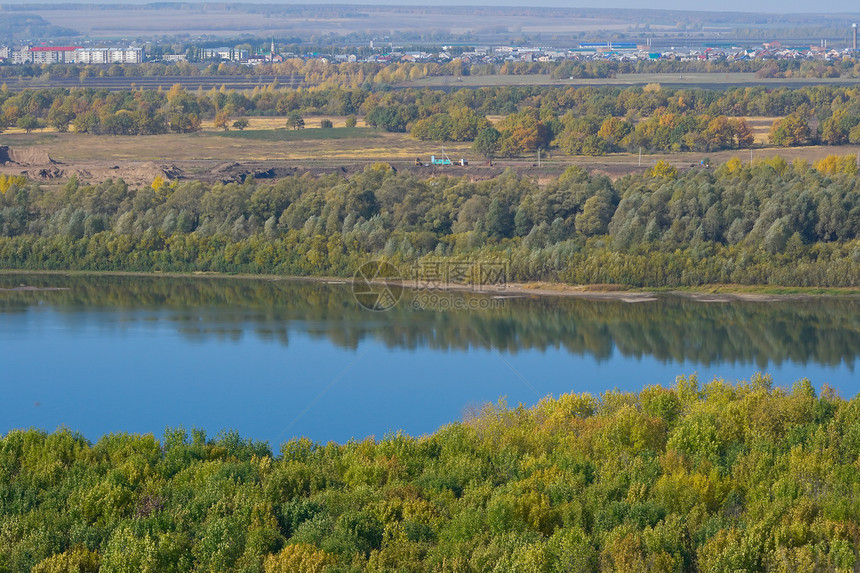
[431,149,452,165]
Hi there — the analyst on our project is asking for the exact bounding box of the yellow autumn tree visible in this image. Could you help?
[647,159,678,179]
[264,544,336,573]
[814,154,858,175]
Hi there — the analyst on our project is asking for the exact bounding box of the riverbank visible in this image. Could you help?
[3,268,860,301]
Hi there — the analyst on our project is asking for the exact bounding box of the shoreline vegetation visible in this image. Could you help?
[2,157,860,289]
[3,375,859,571]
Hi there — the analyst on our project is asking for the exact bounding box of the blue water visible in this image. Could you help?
[1,275,858,445]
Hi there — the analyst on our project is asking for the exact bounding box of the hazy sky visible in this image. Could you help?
[4,0,859,13]
[340,0,860,11]
[550,0,857,10]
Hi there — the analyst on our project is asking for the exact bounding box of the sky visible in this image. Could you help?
[537,0,856,10]
[4,0,860,11]
[347,0,859,11]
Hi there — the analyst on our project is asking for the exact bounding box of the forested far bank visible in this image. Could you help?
[3,375,860,571]
[1,157,860,287]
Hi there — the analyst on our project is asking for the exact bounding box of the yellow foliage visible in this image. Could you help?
[166,83,185,101]
[540,391,596,425]
[0,174,27,194]
[654,448,732,513]
[367,162,394,173]
[762,155,789,174]
[264,543,336,573]
[647,160,678,179]
[510,541,549,571]
[724,157,743,173]
[697,528,747,571]
[814,154,859,176]
[597,404,667,457]
[600,530,647,573]
[32,545,100,573]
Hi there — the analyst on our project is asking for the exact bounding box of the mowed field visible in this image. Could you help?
[0,128,472,164]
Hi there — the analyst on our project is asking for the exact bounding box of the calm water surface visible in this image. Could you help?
[1,273,858,445]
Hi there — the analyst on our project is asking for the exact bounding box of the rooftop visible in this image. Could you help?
[30,46,82,52]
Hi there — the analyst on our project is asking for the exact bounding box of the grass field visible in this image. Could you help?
[0,126,474,163]
[202,116,366,130]
[213,127,379,142]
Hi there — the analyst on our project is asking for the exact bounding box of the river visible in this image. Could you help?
[1,273,857,445]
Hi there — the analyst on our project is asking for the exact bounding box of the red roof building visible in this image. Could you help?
[30,46,82,52]
[27,46,83,64]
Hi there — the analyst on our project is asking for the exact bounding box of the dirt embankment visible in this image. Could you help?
[0,145,55,167]
[0,145,67,180]
[0,146,188,186]
[0,144,653,187]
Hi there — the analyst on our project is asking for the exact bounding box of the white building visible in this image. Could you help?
[75,48,143,64]
[15,46,81,64]
[7,46,142,64]
[200,47,248,61]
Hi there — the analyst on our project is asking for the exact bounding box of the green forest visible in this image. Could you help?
[1,156,860,287]
[2,376,860,571]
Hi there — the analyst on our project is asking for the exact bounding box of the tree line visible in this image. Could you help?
[6,56,860,85]
[1,157,860,287]
[7,83,860,155]
[2,375,860,571]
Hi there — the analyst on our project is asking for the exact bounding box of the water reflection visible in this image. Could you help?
[1,273,859,369]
